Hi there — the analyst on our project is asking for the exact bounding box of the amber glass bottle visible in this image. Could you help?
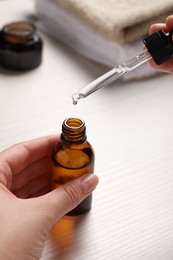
[0,21,42,70]
[51,117,95,215]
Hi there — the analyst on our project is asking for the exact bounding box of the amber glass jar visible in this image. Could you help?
[0,21,42,70]
[51,118,95,216]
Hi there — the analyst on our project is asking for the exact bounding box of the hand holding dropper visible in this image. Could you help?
[72,15,173,105]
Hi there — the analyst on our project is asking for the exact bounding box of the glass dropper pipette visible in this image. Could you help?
[72,30,173,105]
[72,50,151,104]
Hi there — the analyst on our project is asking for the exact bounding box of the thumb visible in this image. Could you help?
[36,174,99,224]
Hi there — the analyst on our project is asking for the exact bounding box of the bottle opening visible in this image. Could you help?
[65,118,84,129]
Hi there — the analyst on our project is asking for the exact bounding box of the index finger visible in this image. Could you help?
[166,15,173,31]
[0,135,58,176]
[149,15,173,34]
[149,23,167,34]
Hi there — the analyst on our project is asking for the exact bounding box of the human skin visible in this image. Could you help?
[149,15,173,73]
[0,135,99,259]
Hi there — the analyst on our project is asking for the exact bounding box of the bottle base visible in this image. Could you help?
[66,195,92,216]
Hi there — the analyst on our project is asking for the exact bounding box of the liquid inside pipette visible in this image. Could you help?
[72,50,151,105]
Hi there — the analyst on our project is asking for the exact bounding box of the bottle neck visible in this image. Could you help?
[61,118,86,144]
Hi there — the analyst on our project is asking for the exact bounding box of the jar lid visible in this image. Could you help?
[2,21,35,44]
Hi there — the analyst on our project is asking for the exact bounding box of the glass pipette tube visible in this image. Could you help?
[72,50,152,105]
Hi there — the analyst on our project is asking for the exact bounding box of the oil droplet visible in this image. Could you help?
[71,93,79,105]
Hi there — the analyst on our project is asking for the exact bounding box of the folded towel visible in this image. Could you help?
[35,0,173,80]
[54,0,173,44]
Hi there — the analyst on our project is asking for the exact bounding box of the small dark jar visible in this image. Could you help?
[0,21,43,70]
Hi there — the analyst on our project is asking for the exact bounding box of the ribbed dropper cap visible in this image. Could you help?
[143,30,173,65]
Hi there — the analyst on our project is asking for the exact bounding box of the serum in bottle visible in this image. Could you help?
[51,117,95,215]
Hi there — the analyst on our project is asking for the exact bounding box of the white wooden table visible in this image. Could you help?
[1,1,173,259]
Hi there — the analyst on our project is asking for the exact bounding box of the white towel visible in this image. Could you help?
[54,0,173,43]
[35,0,173,79]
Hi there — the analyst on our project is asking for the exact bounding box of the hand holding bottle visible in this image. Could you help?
[149,15,173,73]
[0,135,98,259]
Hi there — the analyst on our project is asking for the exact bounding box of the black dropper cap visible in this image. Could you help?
[143,30,173,65]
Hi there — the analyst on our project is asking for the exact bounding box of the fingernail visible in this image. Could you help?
[81,174,99,193]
